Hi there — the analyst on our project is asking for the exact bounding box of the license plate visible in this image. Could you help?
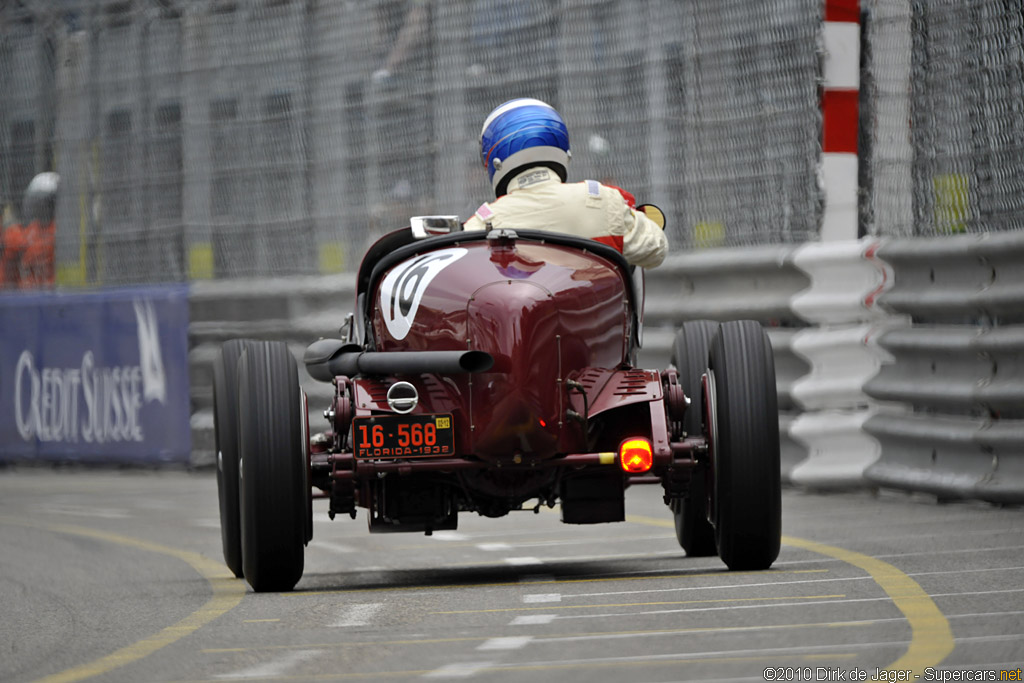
[352,414,455,459]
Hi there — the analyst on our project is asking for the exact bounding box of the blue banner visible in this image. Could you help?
[0,285,191,463]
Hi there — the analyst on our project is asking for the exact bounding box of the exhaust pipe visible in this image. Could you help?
[304,338,494,382]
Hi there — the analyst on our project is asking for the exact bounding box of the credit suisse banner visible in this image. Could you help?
[0,285,191,463]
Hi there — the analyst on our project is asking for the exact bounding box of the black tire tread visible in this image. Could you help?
[710,320,781,570]
[239,341,306,592]
[213,339,252,579]
[670,321,718,557]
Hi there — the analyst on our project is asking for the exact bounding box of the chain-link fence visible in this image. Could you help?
[864,0,1024,237]
[1,0,1021,287]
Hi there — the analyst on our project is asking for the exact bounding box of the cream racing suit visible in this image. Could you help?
[463,167,668,268]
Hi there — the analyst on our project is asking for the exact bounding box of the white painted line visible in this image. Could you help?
[215,650,319,679]
[477,543,512,551]
[948,609,1024,620]
[522,593,561,603]
[431,531,469,542]
[534,549,681,563]
[510,614,557,625]
[538,620,884,645]
[423,661,495,678]
[908,566,1024,578]
[557,590,1024,622]
[518,574,555,584]
[567,563,743,579]
[43,505,130,519]
[931,588,1024,598]
[430,549,682,572]
[557,596,865,621]
[569,575,873,599]
[680,555,1024,574]
[770,558,845,567]
[331,603,384,628]
[504,557,543,566]
[951,633,1024,644]
[874,544,1024,558]
[501,640,902,671]
[476,636,533,651]
[539,534,667,546]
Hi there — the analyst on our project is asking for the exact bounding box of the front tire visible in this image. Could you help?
[670,321,718,557]
[238,341,307,592]
[213,339,253,578]
[709,320,781,570]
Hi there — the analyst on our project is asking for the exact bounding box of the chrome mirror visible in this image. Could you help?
[410,215,462,239]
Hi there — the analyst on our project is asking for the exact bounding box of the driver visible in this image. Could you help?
[464,98,667,269]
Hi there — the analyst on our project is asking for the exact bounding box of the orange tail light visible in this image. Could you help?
[619,438,653,473]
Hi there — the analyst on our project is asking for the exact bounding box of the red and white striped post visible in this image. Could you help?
[821,0,861,241]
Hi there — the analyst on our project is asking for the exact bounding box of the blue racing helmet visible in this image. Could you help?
[480,98,570,196]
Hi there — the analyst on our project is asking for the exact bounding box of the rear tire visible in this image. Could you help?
[675,471,716,557]
[709,320,781,570]
[238,341,307,592]
[670,321,718,557]
[213,339,253,578]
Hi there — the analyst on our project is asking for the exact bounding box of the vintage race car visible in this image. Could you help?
[213,218,781,592]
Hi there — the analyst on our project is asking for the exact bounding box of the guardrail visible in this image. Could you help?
[876,231,1024,324]
[645,246,808,326]
[647,232,1024,502]
[862,231,1024,503]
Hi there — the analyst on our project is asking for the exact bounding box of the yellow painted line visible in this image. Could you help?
[433,593,846,614]
[0,518,246,683]
[626,514,956,678]
[782,535,955,679]
[291,568,827,597]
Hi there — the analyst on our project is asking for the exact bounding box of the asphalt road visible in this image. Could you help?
[0,469,1022,683]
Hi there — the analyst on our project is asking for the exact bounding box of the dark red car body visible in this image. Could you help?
[310,228,688,528]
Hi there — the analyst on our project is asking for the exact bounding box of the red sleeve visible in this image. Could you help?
[602,184,636,209]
